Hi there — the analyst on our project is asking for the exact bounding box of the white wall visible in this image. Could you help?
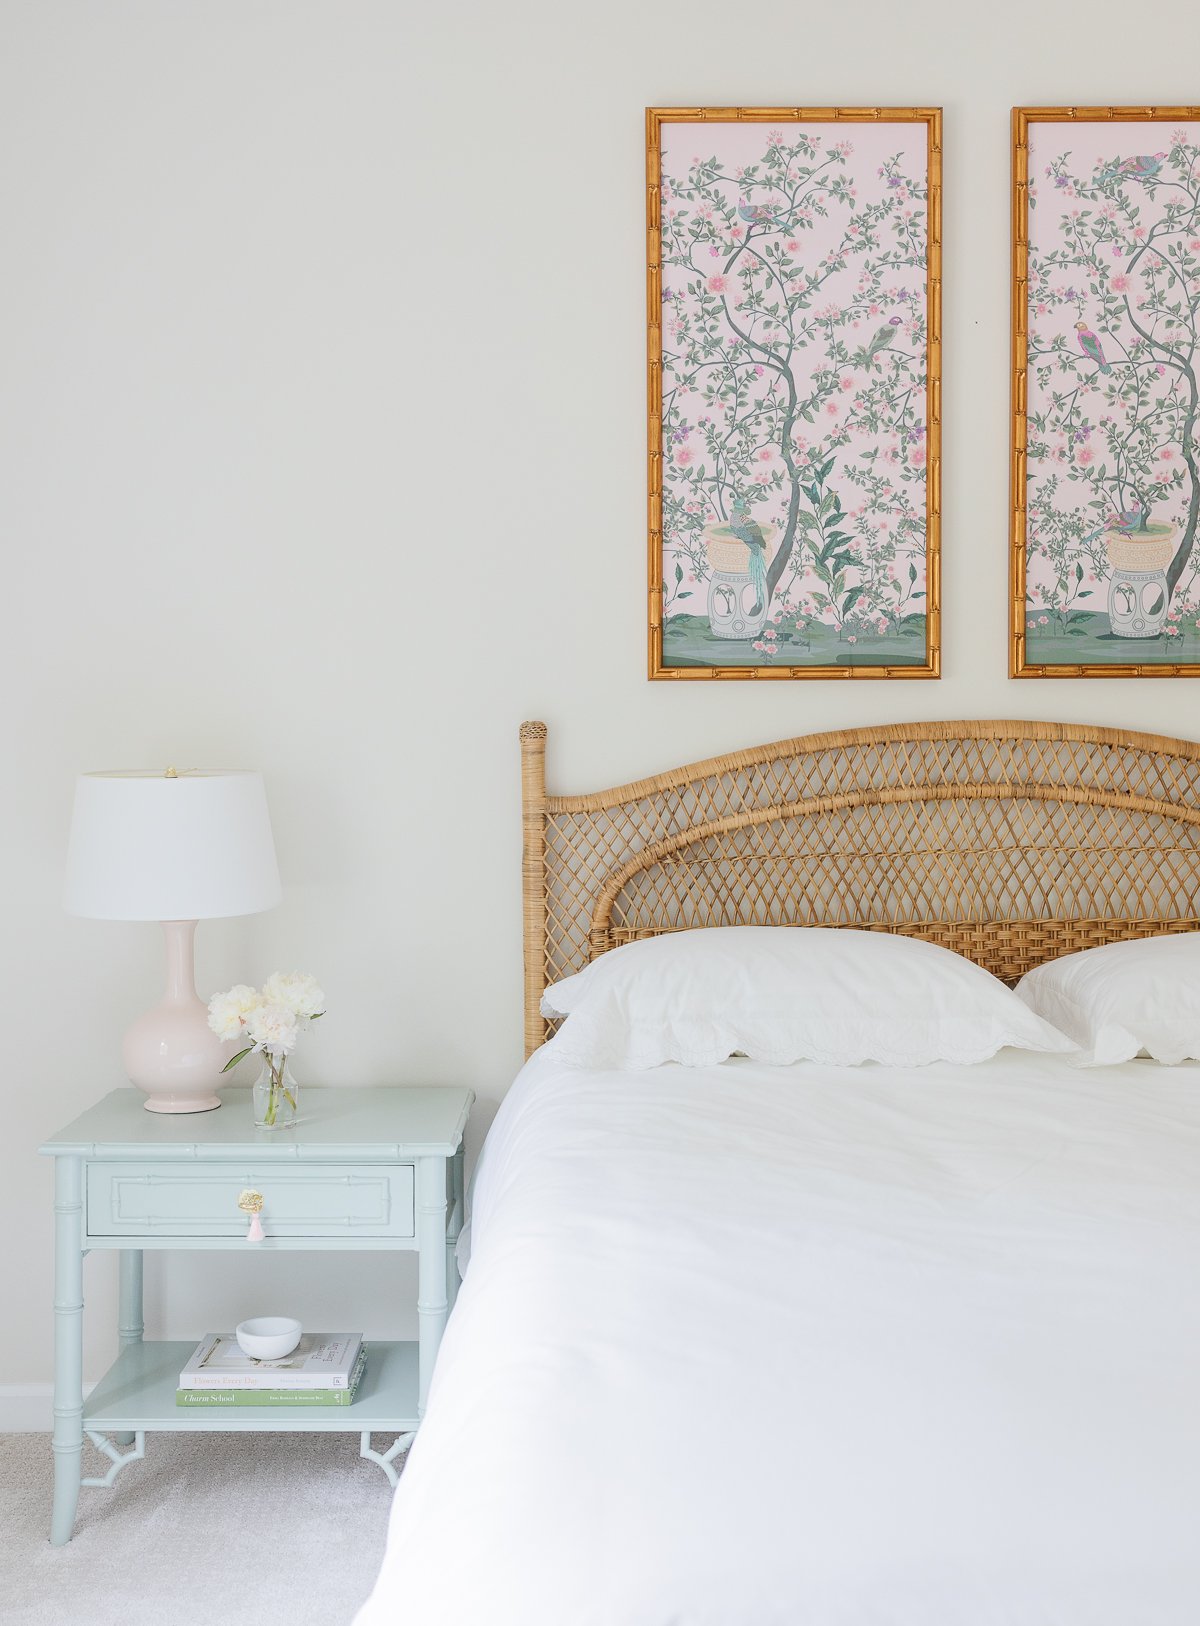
[2,0,1197,1394]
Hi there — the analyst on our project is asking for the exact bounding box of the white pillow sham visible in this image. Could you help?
[540,926,1076,1070]
[1016,932,1200,1066]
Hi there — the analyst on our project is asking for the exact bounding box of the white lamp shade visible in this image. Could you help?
[64,770,281,921]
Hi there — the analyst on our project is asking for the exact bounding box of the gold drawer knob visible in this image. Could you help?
[238,1189,265,1242]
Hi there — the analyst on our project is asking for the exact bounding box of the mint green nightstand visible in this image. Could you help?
[39,1085,473,1546]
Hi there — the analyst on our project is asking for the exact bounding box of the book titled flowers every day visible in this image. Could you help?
[180,1333,362,1389]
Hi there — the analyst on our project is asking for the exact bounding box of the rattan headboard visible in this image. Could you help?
[519,719,1200,1055]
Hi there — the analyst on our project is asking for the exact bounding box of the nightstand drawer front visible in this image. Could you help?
[86,1164,416,1239]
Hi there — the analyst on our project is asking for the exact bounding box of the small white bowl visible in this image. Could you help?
[235,1317,302,1361]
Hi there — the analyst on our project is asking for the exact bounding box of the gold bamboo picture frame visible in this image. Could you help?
[1012,106,1200,677]
[647,106,941,681]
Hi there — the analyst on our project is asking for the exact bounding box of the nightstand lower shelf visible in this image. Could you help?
[85,1340,420,1432]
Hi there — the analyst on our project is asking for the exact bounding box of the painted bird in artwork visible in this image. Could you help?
[729,496,770,616]
[864,324,898,359]
[1079,498,1147,546]
[737,200,781,227]
[1097,153,1166,184]
[1075,321,1112,374]
[1121,153,1167,181]
[1111,498,1146,533]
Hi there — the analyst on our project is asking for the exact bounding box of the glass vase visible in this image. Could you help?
[252,1056,299,1130]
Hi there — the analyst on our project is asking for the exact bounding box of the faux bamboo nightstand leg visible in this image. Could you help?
[416,1156,448,1417]
[445,1147,465,1314]
[114,1250,144,1447]
[50,1156,84,1546]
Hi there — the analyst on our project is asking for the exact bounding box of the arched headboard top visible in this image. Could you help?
[519,720,1200,1056]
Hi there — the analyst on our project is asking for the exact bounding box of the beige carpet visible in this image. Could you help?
[0,1432,397,1626]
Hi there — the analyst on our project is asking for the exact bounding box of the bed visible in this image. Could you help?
[356,721,1200,1625]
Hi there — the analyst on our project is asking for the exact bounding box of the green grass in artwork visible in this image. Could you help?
[663,614,927,669]
[1025,612,1200,666]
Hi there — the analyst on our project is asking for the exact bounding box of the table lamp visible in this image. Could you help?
[64,768,281,1113]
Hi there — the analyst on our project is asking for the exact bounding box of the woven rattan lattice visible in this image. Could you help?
[520,719,1200,1055]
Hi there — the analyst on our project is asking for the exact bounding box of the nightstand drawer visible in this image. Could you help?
[85,1164,416,1239]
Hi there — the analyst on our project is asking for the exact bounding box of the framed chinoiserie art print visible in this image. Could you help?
[647,107,941,680]
[1013,107,1200,677]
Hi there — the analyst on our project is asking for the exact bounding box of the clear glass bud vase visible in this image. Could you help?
[252,1056,299,1130]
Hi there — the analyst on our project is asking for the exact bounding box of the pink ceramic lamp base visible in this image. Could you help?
[122,920,229,1113]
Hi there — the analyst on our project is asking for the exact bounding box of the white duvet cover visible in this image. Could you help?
[356,1044,1200,1626]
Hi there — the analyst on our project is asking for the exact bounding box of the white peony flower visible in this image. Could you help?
[261,971,325,1019]
[245,1001,300,1056]
[207,984,262,1042]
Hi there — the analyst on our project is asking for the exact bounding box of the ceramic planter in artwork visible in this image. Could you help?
[1105,523,1175,638]
[1104,522,1176,574]
[703,522,778,640]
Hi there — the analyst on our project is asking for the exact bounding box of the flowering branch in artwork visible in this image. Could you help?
[661,127,929,656]
[1026,130,1200,645]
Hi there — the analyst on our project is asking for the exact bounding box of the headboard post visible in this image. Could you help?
[520,721,549,1057]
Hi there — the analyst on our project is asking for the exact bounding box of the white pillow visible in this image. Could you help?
[540,926,1076,1070]
[1016,932,1200,1066]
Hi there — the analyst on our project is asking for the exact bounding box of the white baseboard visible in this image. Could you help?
[0,1382,95,1433]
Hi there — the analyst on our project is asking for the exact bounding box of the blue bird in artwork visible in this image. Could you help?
[737,200,782,228]
[1121,153,1167,181]
[1097,153,1166,184]
[729,496,769,616]
[1079,498,1147,546]
[1111,498,1147,532]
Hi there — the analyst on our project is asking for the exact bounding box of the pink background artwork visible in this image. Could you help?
[1024,120,1200,662]
[658,120,931,668]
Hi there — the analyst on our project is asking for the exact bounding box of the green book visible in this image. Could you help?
[176,1348,366,1407]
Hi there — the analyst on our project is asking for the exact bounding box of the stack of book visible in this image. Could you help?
[176,1332,366,1407]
